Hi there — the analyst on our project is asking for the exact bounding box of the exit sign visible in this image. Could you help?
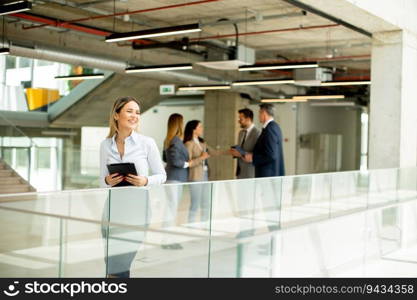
[160,84,175,95]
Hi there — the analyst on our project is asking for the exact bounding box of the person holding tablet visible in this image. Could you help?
[100,96,166,278]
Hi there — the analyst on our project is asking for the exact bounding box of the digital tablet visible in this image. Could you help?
[107,163,138,187]
[231,145,246,156]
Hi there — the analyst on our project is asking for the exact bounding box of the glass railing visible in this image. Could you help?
[0,167,416,277]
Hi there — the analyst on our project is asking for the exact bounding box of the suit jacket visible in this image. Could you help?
[184,140,220,181]
[236,126,261,179]
[184,140,208,182]
[164,136,189,182]
[253,120,285,177]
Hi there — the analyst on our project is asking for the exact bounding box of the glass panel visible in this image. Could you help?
[0,189,109,277]
[374,200,417,276]
[5,56,16,69]
[397,167,417,202]
[208,178,281,277]
[133,182,211,277]
[281,174,331,227]
[0,209,61,277]
[368,169,398,207]
[1,147,29,181]
[330,171,368,217]
[36,148,51,169]
[60,219,107,277]
[106,184,212,278]
[18,57,31,68]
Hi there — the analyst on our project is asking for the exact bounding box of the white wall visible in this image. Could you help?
[139,104,204,153]
[296,103,361,174]
[345,0,417,34]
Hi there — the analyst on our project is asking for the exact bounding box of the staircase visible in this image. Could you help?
[0,159,36,196]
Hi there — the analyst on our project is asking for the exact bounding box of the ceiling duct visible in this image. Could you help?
[196,44,255,70]
[294,67,332,86]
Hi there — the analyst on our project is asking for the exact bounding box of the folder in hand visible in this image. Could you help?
[231,145,246,156]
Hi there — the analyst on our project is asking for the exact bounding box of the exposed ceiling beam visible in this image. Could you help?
[282,0,372,38]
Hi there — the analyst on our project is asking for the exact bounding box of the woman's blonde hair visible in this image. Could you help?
[107,96,141,138]
[164,113,184,149]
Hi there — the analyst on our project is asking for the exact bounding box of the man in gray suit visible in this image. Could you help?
[230,108,261,238]
[230,108,261,179]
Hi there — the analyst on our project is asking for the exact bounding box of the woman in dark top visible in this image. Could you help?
[162,114,206,248]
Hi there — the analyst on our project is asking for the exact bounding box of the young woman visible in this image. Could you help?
[183,120,218,223]
[161,114,208,249]
[100,96,166,278]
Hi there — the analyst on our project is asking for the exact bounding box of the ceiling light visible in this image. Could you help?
[105,23,201,43]
[41,130,78,136]
[261,98,307,103]
[232,79,295,86]
[54,74,105,80]
[239,62,318,72]
[310,101,355,107]
[178,85,231,91]
[125,64,193,73]
[293,95,345,100]
[320,81,371,86]
[0,48,10,55]
[0,1,32,16]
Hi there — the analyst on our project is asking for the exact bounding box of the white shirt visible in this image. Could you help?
[243,123,255,137]
[100,131,166,187]
[262,118,274,129]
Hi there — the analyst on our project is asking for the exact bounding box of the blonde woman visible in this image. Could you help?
[161,114,204,249]
[100,96,166,278]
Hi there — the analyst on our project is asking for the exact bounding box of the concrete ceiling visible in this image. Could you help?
[0,0,386,128]
[5,0,373,73]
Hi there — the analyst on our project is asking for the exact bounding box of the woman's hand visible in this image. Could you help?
[200,152,210,160]
[105,173,124,186]
[125,174,148,186]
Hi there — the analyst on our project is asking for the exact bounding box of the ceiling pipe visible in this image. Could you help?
[189,24,340,41]
[23,0,223,30]
[257,54,371,64]
[37,0,151,27]
[0,41,287,99]
[15,12,112,36]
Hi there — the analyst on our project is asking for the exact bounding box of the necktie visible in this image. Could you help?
[240,130,247,147]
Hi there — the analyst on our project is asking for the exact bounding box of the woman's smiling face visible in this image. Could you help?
[116,101,140,131]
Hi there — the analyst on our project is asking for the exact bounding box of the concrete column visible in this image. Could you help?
[369,30,417,169]
[204,91,248,180]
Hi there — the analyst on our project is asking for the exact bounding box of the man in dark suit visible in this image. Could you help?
[245,103,285,177]
[243,103,284,235]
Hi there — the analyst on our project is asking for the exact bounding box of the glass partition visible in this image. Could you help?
[281,174,331,227]
[0,189,109,277]
[368,168,398,207]
[106,183,212,278]
[208,177,281,277]
[329,170,369,217]
[0,167,416,278]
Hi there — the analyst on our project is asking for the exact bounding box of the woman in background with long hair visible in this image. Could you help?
[162,114,208,248]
